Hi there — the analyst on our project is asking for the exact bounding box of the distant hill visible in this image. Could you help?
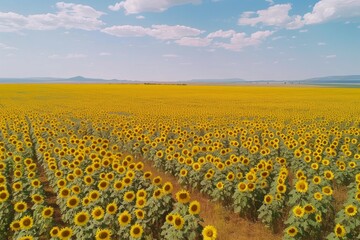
[301,75,360,84]
[0,76,135,83]
[1,75,359,84]
[186,78,246,84]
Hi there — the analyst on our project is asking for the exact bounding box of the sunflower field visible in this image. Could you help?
[0,84,360,240]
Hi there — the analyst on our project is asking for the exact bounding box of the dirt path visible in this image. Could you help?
[140,158,282,240]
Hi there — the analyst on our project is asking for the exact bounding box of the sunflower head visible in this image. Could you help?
[175,190,190,204]
[293,206,305,218]
[189,200,201,215]
[66,196,80,209]
[95,228,112,240]
[118,210,131,227]
[286,226,298,237]
[50,226,60,237]
[92,206,105,220]
[295,180,308,193]
[10,220,21,231]
[14,201,27,213]
[173,215,185,230]
[202,225,217,240]
[264,195,273,205]
[345,204,357,217]
[334,223,346,238]
[130,223,143,238]
[59,227,73,240]
[20,215,33,230]
[124,191,135,202]
[106,202,118,215]
[74,211,90,226]
[135,209,145,219]
[42,206,54,218]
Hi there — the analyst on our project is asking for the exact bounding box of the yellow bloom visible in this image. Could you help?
[286,226,298,237]
[14,201,27,213]
[91,206,105,220]
[293,206,305,218]
[74,211,90,226]
[334,223,346,238]
[20,215,33,230]
[202,225,217,240]
[264,194,273,205]
[118,210,131,227]
[130,224,143,238]
[173,215,185,230]
[42,206,54,218]
[175,190,191,204]
[189,201,201,215]
[345,204,357,217]
[59,227,73,240]
[95,228,112,240]
[106,202,118,215]
[295,180,308,193]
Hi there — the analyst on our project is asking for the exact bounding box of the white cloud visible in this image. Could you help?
[175,37,212,47]
[109,0,201,14]
[265,0,274,5]
[99,52,111,56]
[317,42,326,46]
[238,4,304,29]
[325,54,336,58]
[0,2,104,32]
[101,24,203,40]
[0,42,18,50]
[136,15,145,19]
[207,30,236,38]
[299,29,308,33]
[162,54,179,58]
[49,53,87,59]
[238,0,360,30]
[215,30,274,51]
[303,0,360,25]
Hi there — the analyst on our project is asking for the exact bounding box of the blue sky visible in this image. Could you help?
[0,0,359,81]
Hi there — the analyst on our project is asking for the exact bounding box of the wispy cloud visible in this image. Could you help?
[109,0,201,14]
[0,2,104,32]
[49,53,87,59]
[325,54,336,59]
[0,42,18,50]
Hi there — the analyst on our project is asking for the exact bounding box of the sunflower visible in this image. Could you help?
[20,215,33,230]
[118,210,131,227]
[162,182,173,194]
[95,228,112,240]
[264,195,273,205]
[136,189,147,198]
[202,225,217,240]
[59,188,71,198]
[66,196,80,209]
[57,179,67,189]
[238,182,247,192]
[175,190,191,204]
[122,177,132,186]
[92,206,105,220]
[276,184,286,194]
[316,214,322,223]
[324,170,334,180]
[18,236,33,240]
[10,220,21,231]
[322,186,333,196]
[74,211,90,226]
[334,223,346,237]
[12,181,22,192]
[152,176,162,186]
[71,185,80,194]
[98,180,109,191]
[345,204,357,217]
[314,192,323,201]
[14,201,27,213]
[135,209,145,219]
[179,169,188,177]
[89,190,100,201]
[166,214,174,224]
[59,227,73,240]
[153,188,164,199]
[83,176,94,186]
[293,206,305,218]
[312,176,321,185]
[295,180,308,193]
[356,191,360,201]
[304,204,315,214]
[173,215,185,230]
[136,198,146,208]
[113,180,124,191]
[124,191,135,202]
[286,226,298,237]
[50,226,60,237]
[106,202,118,215]
[130,223,143,238]
[82,197,91,206]
[42,206,54,218]
[189,201,201,215]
